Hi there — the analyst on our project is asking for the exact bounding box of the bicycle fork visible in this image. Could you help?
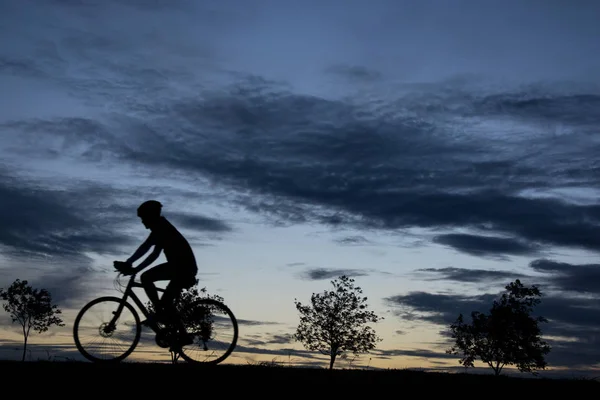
[106,295,130,334]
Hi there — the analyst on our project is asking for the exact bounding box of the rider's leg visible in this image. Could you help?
[140,262,173,319]
[162,272,197,346]
[161,282,184,328]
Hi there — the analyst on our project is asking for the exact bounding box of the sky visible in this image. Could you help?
[1,0,600,376]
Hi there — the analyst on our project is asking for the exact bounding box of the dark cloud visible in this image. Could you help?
[107,81,600,257]
[371,348,457,361]
[3,69,600,257]
[167,212,233,233]
[414,259,600,297]
[299,268,370,281]
[385,291,497,326]
[3,117,119,162]
[0,170,135,264]
[241,333,295,347]
[28,266,96,308]
[473,93,600,127]
[267,334,294,345]
[415,267,529,283]
[432,233,541,259]
[529,259,600,295]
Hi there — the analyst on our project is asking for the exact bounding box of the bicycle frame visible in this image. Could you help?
[108,273,166,333]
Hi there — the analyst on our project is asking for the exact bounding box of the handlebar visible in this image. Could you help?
[114,270,165,293]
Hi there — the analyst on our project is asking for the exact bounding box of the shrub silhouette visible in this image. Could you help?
[146,281,224,363]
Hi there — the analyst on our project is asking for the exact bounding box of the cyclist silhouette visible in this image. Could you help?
[114,200,198,347]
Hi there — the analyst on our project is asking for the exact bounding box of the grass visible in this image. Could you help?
[2,359,597,394]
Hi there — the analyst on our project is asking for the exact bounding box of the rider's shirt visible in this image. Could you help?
[148,216,198,275]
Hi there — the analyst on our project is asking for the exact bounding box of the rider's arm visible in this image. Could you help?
[132,244,162,273]
[126,234,154,265]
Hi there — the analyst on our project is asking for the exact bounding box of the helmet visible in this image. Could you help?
[137,200,162,218]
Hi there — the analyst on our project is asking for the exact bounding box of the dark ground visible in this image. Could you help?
[1,360,597,395]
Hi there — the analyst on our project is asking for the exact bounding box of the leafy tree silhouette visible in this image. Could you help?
[146,280,224,363]
[0,279,65,362]
[446,279,551,376]
[293,275,383,370]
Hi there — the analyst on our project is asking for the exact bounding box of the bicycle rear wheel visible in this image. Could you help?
[73,296,141,362]
[176,298,238,365]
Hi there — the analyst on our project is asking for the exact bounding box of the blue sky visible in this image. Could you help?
[1,0,600,375]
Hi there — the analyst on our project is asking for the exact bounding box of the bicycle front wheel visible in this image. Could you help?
[73,296,141,363]
[177,298,238,365]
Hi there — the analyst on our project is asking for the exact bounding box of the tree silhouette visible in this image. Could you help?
[446,279,551,376]
[293,275,383,370]
[0,279,65,362]
[146,281,224,363]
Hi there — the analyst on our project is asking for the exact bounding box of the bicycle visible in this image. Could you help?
[72,270,238,365]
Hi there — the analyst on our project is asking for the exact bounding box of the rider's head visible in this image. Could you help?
[137,200,162,229]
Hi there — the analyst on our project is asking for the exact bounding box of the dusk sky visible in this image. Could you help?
[1,0,600,376]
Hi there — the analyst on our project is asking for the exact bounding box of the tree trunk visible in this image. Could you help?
[22,334,28,362]
[329,353,337,370]
[493,361,500,376]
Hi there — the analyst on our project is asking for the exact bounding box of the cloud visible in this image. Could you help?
[385,291,497,325]
[529,259,600,295]
[415,267,529,283]
[236,318,283,327]
[167,212,234,233]
[333,235,372,246]
[0,169,135,264]
[267,334,294,345]
[413,259,600,296]
[371,348,457,361]
[432,233,541,259]
[241,332,295,347]
[96,82,600,256]
[299,268,370,281]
